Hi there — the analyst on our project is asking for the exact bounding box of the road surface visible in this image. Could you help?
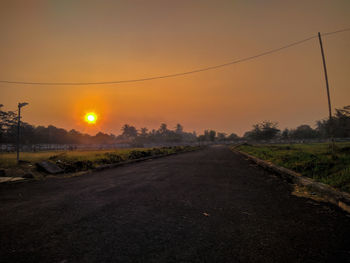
[1,146,350,262]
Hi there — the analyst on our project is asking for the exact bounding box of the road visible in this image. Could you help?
[1,146,350,263]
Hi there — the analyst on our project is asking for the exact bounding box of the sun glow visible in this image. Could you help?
[85,112,97,124]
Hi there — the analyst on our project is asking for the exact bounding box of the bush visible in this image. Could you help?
[57,160,95,173]
[104,153,124,163]
[128,150,152,159]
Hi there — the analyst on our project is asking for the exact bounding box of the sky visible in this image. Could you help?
[0,0,349,136]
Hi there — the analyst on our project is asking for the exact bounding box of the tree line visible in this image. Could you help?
[0,109,197,145]
[0,105,349,145]
[243,105,350,141]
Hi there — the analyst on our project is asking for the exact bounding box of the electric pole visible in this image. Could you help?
[318,32,334,151]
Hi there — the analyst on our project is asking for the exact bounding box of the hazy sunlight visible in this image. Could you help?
[85,112,97,124]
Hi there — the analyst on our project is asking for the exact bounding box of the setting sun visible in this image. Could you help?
[85,112,97,124]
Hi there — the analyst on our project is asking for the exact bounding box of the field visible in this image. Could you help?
[0,146,198,177]
[0,149,146,168]
[235,142,350,193]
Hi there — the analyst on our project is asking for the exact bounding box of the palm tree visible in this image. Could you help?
[121,124,138,138]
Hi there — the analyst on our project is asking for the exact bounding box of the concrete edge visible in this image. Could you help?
[0,177,31,184]
[233,148,350,214]
[0,177,34,185]
[92,149,198,172]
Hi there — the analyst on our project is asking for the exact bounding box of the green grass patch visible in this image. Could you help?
[234,142,350,193]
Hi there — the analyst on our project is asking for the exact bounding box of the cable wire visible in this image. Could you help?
[322,27,350,36]
[0,28,349,86]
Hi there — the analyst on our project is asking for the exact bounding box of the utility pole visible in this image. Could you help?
[16,102,28,163]
[318,32,334,151]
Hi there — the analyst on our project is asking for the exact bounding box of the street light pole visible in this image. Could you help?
[16,105,21,163]
[16,102,28,164]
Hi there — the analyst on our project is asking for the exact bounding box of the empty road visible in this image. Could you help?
[1,146,350,263]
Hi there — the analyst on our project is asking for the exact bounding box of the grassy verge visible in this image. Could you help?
[234,142,350,193]
[0,146,200,178]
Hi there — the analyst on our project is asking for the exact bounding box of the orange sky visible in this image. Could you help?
[1,0,349,136]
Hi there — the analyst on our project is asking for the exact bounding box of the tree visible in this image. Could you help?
[281,128,289,140]
[317,105,350,138]
[140,127,148,137]
[290,125,318,139]
[227,133,239,141]
[175,124,183,134]
[93,132,114,144]
[334,105,350,137]
[67,129,83,144]
[158,123,169,135]
[200,130,217,142]
[245,121,280,141]
[208,130,216,141]
[217,132,226,141]
[121,124,138,138]
[197,134,206,142]
[0,107,17,142]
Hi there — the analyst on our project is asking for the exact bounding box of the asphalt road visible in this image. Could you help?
[1,146,350,263]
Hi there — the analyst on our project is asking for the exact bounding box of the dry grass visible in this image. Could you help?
[0,149,142,168]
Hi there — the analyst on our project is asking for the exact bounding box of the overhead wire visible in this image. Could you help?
[0,28,349,86]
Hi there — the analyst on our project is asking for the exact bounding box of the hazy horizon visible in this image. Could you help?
[1,0,350,136]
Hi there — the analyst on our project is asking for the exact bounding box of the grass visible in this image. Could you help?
[0,149,138,168]
[234,142,350,193]
[0,146,199,176]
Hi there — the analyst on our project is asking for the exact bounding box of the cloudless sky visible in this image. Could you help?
[1,0,349,136]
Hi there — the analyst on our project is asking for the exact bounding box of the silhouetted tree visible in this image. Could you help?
[175,124,183,134]
[281,128,290,140]
[227,133,239,141]
[199,130,217,142]
[140,127,148,137]
[317,105,350,138]
[244,121,280,141]
[0,106,17,142]
[289,125,318,139]
[158,123,169,135]
[121,124,138,138]
[93,132,114,144]
[217,132,226,141]
[67,129,83,144]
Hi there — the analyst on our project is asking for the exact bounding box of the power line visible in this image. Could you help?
[0,27,349,86]
[322,27,350,36]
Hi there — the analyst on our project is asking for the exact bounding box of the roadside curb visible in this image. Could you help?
[234,149,350,214]
[92,149,199,172]
[0,177,34,185]
[0,177,31,184]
